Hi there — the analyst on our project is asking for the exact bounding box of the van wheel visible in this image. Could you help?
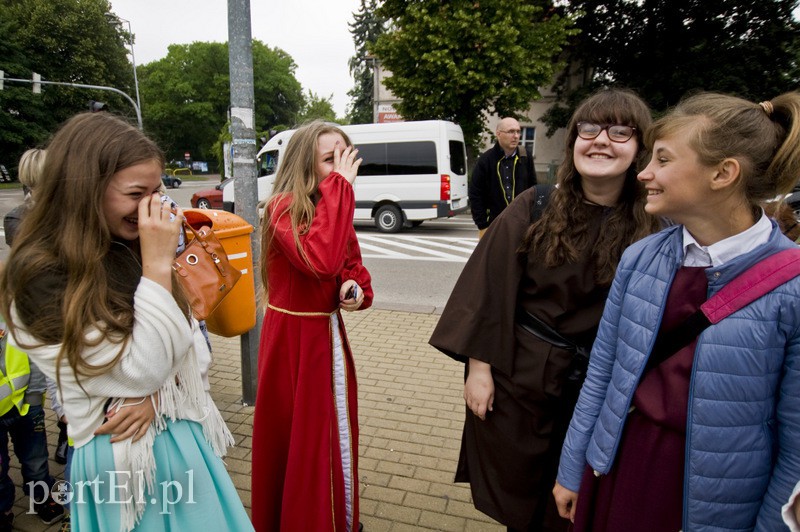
[375,205,403,233]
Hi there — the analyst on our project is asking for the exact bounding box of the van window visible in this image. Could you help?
[387,142,437,174]
[449,140,467,175]
[354,141,437,176]
[355,144,387,177]
[259,150,279,176]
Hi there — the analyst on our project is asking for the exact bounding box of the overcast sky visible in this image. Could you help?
[109,0,363,117]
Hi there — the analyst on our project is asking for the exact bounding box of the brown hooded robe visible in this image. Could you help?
[430,187,611,530]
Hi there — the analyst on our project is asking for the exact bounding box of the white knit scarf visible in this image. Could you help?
[113,340,234,532]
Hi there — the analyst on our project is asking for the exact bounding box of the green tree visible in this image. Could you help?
[137,40,303,163]
[0,0,133,173]
[297,91,339,124]
[371,0,575,148]
[543,0,800,132]
[346,0,385,124]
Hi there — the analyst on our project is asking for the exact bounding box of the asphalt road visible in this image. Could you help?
[0,176,475,311]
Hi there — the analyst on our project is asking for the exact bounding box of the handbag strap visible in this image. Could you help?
[182,220,208,248]
[647,248,800,370]
[178,221,229,274]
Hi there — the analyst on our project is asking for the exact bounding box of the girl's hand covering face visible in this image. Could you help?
[138,193,183,290]
[333,142,362,185]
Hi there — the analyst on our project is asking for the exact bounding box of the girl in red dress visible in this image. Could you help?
[252,121,373,531]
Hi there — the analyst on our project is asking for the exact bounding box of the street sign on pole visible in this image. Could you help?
[32,73,41,94]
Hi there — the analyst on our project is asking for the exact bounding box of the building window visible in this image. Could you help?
[521,127,535,158]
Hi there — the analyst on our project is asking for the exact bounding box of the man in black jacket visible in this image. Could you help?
[468,117,536,237]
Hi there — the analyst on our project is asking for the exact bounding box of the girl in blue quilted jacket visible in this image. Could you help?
[554,91,800,532]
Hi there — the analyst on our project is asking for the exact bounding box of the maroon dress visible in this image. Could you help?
[573,267,708,532]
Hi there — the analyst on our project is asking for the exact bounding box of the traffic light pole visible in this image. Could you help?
[228,0,260,406]
[2,76,142,130]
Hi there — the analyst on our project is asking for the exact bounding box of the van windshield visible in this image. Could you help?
[259,150,278,176]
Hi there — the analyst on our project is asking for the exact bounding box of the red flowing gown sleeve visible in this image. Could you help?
[341,225,374,309]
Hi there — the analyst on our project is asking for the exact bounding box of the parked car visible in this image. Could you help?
[161,173,182,189]
[191,178,231,209]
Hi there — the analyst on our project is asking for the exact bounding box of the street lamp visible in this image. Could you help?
[105,14,141,123]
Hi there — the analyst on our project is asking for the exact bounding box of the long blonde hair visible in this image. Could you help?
[0,113,188,384]
[258,121,352,300]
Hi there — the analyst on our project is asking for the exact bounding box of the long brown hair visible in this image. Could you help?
[0,113,189,383]
[258,121,352,301]
[520,88,660,285]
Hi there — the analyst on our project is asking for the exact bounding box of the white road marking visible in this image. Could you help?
[357,234,477,263]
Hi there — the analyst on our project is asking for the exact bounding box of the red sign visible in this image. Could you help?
[184,152,191,160]
[378,112,403,123]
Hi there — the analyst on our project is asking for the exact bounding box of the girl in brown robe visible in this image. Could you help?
[429,89,660,531]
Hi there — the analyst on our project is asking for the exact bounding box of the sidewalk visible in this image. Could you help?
[10,305,504,531]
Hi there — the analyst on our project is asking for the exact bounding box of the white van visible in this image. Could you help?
[222,120,469,232]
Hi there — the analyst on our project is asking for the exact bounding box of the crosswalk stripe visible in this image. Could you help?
[386,235,476,253]
[361,254,468,263]
[357,242,409,258]
[356,234,476,262]
[357,234,460,259]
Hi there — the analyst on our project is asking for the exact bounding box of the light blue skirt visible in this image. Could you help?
[70,419,253,531]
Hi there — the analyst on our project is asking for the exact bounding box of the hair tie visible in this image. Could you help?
[759,101,774,116]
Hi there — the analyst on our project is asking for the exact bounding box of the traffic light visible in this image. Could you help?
[88,100,107,112]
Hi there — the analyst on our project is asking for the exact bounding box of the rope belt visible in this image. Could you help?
[267,304,336,317]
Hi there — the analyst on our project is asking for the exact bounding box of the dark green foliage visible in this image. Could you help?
[137,41,303,162]
[347,0,385,124]
[297,91,340,124]
[543,0,800,133]
[0,0,133,173]
[372,0,575,148]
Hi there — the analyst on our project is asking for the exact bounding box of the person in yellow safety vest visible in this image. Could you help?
[0,326,64,530]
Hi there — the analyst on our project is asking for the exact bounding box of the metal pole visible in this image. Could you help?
[121,18,141,117]
[372,57,379,123]
[227,0,260,406]
[106,15,142,122]
[4,77,142,130]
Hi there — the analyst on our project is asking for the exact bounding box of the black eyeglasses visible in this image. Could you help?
[576,122,636,143]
